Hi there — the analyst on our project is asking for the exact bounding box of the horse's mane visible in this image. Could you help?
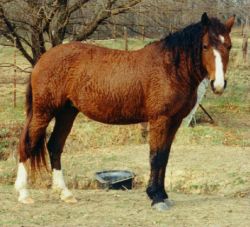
[164,22,203,72]
[162,18,227,78]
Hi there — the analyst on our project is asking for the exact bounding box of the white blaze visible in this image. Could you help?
[219,35,225,43]
[15,163,30,201]
[213,48,224,91]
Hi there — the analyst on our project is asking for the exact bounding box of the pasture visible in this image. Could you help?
[0,34,250,226]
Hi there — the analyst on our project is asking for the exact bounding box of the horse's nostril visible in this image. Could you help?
[210,80,215,91]
[224,80,227,89]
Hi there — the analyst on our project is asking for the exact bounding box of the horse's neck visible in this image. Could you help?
[177,52,207,90]
[145,42,206,92]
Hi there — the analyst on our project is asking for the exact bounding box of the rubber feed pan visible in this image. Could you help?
[95,170,135,190]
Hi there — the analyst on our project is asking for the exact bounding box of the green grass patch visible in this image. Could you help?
[94,38,153,50]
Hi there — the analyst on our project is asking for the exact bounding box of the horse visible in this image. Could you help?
[15,13,235,211]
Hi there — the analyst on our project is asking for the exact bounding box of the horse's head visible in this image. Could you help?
[201,13,235,95]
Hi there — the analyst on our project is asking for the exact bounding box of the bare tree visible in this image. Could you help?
[0,0,142,65]
[1,0,249,67]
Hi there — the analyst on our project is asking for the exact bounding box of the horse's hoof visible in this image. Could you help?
[60,189,77,203]
[18,197,34,204]
[62,196,78,203]
[152,202,170,211]
[52,187,61,194]
[164,199,174,207]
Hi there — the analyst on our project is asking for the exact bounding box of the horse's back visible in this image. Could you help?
[32,41,144,84]
[68,44,148,123]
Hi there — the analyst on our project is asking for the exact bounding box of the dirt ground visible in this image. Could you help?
[0,145,250,226]
[0,186,249,227]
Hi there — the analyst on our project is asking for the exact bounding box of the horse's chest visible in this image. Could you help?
[149,89,197,119]
[175,92,197,118]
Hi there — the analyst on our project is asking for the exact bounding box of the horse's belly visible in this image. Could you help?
[76,96,146,125]
[84,112,145,125]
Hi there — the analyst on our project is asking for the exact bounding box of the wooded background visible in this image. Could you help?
[0,0,249,65]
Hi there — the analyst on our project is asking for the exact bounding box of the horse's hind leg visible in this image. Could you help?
[15,112,52,204]
[15,161,32,204]
[47,103,78,203]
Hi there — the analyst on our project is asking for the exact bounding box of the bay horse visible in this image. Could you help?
[15,13,235,211]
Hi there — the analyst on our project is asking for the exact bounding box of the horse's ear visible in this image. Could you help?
[201,12,210,27]
[225,15,235,32]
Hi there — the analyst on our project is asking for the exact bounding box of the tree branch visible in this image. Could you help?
[111,0,142,15]
[68,0,91,15]
[75,0,142,41]
[0,4,34,65]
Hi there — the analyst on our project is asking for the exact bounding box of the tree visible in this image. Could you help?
[0,0,142,66]
[1,0,249,66]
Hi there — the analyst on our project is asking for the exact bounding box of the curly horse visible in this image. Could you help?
[15,13,234,211]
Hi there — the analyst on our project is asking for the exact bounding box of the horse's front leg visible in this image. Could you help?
[146,116,182,211]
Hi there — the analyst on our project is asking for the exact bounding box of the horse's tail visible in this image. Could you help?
[18,76,47,171]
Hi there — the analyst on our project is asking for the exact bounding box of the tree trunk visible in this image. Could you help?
[49,1,68,46]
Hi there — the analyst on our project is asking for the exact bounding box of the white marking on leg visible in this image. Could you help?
[52,169,67,190]
[219,35,225,43]
[15,163,31,202]
[52,169,76,202]
[213,48,224,92]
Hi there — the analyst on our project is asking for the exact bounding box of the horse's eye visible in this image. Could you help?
[203,44,208,50]
[227,45,232,50]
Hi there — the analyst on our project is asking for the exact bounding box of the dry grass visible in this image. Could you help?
[1,145,249,195]
[1,145,249,226]
[1,185,249,226]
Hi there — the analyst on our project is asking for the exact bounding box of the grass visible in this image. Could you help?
[91,37,153,50]
[0,144,249,196]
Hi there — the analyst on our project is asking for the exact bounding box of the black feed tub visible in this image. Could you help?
[95,170,135,190]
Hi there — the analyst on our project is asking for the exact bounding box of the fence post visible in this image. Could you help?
[112,24,117,39]
[139,5,145,40]
[111,15,117,40]
[13,37,17,108]
[141,25,145,41]
[124,26,128,50]
[242,35,248,63]
[242,16,249,63]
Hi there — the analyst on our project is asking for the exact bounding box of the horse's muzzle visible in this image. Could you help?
[210,80,227,95]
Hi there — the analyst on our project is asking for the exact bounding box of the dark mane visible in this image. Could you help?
[207,18,228,46]
[163,18,226,78]
[163,22,203,78]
